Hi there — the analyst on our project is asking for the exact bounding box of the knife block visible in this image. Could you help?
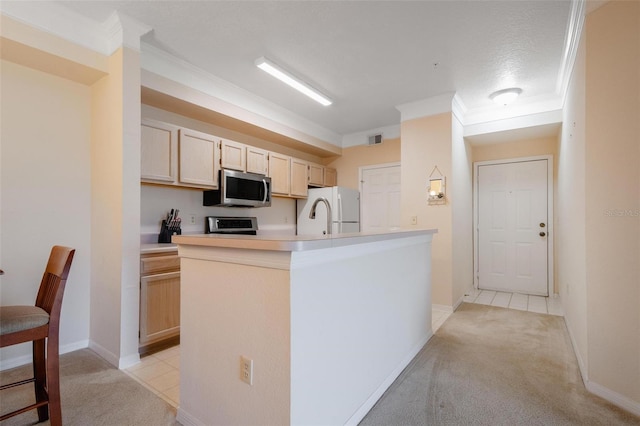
[158,220,181,243]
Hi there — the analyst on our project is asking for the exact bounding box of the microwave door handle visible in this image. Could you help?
[262,179,268,203]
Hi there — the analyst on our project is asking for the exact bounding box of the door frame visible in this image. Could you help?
[473,155,554,295]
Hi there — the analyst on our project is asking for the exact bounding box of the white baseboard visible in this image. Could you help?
[119,352,141,370]
[0,339,89,371]
[562,315,588,386]
[88,340,120,368]
[432,303,453,313]
[563,316,640,417]
[177,407,206,426]
[453,294,464,311]
[344,331,433,426]
[587,380,640,417]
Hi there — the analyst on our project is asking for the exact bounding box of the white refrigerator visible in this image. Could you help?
[297,186,360,235]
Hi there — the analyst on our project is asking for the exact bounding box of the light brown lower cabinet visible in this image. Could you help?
[140,252,180,354]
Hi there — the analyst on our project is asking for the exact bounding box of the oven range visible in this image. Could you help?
[205,216,258,235]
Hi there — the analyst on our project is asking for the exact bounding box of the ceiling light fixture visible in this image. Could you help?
[489,88,523,106]
[255,56,332,106]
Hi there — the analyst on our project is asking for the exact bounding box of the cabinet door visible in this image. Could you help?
[290,158,309,198]
[246,146,269,175]
[178,129,220,188]
[308,163,324,187]
[140,271,180,345]
[220,139,246,171]
[268,153,290,195]
[141,120,178,183]
[324,167,337,187]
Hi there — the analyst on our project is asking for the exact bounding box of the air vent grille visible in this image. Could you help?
[368,134,383,145]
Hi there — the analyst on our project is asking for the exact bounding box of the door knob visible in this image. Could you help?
[540,223,546,228]
[539,232,546,237]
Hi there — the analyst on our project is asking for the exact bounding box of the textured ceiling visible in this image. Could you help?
[58,0,572,136]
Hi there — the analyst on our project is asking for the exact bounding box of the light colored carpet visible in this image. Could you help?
[0,348,178,425]
[360,303,640,426]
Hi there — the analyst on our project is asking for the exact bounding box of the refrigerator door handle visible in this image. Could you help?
[337,193,343,223]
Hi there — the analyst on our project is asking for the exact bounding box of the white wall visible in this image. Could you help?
[557,23,588,377]
[141,185,297,238]
[0,60,92,367]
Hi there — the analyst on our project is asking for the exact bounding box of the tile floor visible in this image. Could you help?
[463,288,564,316]
[127,295,560,408]
[125,345,181,408]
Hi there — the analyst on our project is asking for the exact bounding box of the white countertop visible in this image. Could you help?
[172,229,437,252]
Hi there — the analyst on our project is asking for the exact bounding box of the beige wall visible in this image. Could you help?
[401,113,453,306]
[90,46,143,367]
[584,0,639,403]
[472,136,558,163]
[326,137,400,190]
[90,48,126,362]
[0,60,92,365]
[451,115,474,305]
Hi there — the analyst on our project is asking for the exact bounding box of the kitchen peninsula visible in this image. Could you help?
[173,229,436,426]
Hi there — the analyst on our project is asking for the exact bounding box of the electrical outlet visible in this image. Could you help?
[411,216,418,225]
[240,356,253,385]
[189,214,196,225]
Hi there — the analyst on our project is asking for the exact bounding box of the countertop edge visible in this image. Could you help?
[172,229,437,252]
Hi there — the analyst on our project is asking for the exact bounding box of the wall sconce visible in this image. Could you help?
[428,166,446,204]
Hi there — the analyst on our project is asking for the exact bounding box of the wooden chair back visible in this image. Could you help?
[35,246,75,316]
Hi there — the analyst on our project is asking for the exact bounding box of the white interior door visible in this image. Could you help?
[477,159,549,296]
[360,164,401,233]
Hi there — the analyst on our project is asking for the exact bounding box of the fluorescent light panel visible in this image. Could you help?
[256,57,332,106]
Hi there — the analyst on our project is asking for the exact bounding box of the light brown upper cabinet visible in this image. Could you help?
[141,118,333,196]
[220,138,246,172]
[178,128,220,188]
[246,146,269,175]
[308,163,324,187]
[290,158,309,197]
[308,163,338,187]
[141,119,179,184]
[324,167,337,187]
[268,152,290,196]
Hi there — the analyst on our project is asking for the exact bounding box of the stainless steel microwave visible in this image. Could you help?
[203,169,271,208]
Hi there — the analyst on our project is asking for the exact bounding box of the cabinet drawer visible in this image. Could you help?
[141,254,180,275]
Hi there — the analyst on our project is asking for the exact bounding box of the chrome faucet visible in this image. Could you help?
[309,197,332,235]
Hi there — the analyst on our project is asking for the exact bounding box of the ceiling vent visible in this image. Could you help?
[368,134,383,146]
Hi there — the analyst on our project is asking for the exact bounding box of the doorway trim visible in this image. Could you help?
[473,155,554,295]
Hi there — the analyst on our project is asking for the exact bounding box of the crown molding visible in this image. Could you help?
[0,3,152,56]
[395,92,456,122]
[556,0,586,103]
[103,12,152,54]
[451,94,468,125]
[0,1,109,54]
